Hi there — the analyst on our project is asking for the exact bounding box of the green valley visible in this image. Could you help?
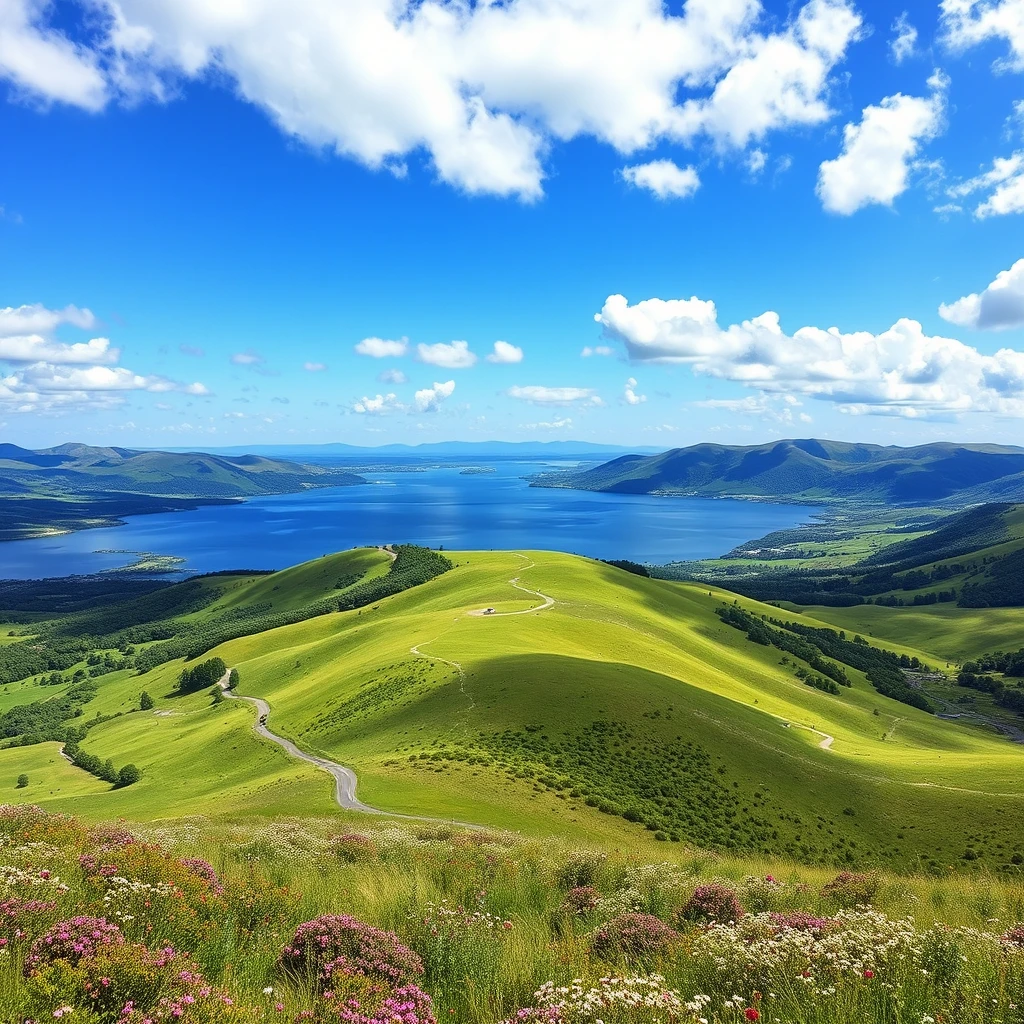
[1,541,1022,873]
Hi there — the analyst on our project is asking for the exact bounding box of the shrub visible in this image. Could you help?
[180,857,223,894]
[1002,923,1024,947]
[330,832,378,863]
[822,871,880,907]
[676,882,743,925]
[24,916,124,974]
[591,913,678,960]
[554,852,606,890]
[561,886,602,916]
[298,977,437,1024]
[280,914,424,988]
[15,773,28,789]
[116,763,141,788]
[768,910,840,936]
[178,657,227,695]
[139,691,154,711]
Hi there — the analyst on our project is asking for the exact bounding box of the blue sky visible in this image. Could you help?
[2,0,1024,450]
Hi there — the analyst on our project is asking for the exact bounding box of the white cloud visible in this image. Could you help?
[414,379,456,412]
[0,0,107,110]
[353,392,402,415]
[486,340,524,364]
[696,392,811,424]
[0,362,208,413]
[355,336,409,358]
[521,416,573,430]
[940,257,1024,329]
[581,345,613,358]
[941,0,1024,72]
[378,368,407,384]
[417,340,477,368]
[595,290,1024,418]
[17,0,864,200]
[947,150,1024,217]
[671,0,864,150]
[621,160,700,200]
[890,12,918,64]
[817,73,947,215]
[746,148,767,175]
[230,349,264,366]
[507,384,598,405]
[303,361,327,372]
[624,377,647,405]
[0,304,116,364]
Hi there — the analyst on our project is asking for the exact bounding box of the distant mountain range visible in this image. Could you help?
[532,439,1024,505]
[0,444,368,540]
[175,440,662,459]
[0,443,364,498]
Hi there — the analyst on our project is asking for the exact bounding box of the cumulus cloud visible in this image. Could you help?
[696,392,812,424]
[621,160,700,199]
[522,416,573,429]
[890,12,918,63]
[0,0,107,110]
[940,258,1024,330]
[581,345,614,358]
[303,361,327,372]
[0,363,208,413]
[595,290,1024,418]
[817,72,947,215]
[417,340,477,368]
[0,304,117,364]
[486,340,524,364]
[947,150,1024,217]
[0,300,207,412]
[624,377,647,405]
[355,336,409,358]
[414,379,456,412]
[353,392,402,415]
[12,0,864,200]
[378,368,407,384]
[941,0,1024,72]
[507,384,598,405]
[230,349,264,366]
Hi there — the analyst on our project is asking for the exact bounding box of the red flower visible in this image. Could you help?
[745,1009,760,1021]
[863,970,875,979]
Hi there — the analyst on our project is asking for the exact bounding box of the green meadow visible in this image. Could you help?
[2,547,1022,873]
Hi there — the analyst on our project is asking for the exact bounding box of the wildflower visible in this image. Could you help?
[745,1010,760,1021]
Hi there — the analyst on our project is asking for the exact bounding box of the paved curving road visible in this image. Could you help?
[220,675,378,812]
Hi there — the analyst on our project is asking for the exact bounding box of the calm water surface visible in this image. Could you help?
[0,462,819,578]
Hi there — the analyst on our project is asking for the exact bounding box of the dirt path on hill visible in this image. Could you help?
[218,672,484,828]
[466,555,556,617]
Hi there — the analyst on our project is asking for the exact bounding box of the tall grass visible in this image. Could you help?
[3,809,1024,1023]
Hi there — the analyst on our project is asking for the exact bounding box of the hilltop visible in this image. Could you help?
[0,545,1022,871]
[533,438,1024,505]
[0,443,366,540]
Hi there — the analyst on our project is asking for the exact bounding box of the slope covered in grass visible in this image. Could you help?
[6,548,1022,871]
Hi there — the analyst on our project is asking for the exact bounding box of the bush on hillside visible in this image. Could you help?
[280,914,424,989]
[177,657,226,695]
[591,913,678,960]
[676,882,744,924]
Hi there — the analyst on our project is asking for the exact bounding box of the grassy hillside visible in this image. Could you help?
[671,502,1024,609]
[535,438,1024,504]
[2,548,1023,871]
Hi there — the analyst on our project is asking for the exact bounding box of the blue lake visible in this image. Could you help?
[0,461,819,578]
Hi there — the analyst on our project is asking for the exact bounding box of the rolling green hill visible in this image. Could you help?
[1,547,1022,871]
[0,443,366,539]
[534,438,1024,504]
[674,502,1024,610]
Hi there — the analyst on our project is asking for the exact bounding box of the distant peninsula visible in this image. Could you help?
[0,443,365,541]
